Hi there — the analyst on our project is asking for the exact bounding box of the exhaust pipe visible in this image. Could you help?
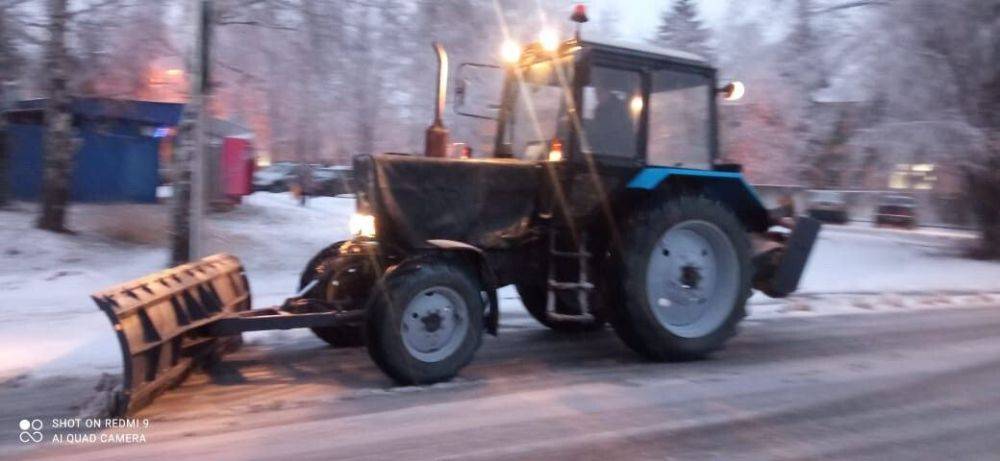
[425,42,449,158]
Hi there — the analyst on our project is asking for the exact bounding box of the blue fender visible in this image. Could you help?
[627,167,770,232]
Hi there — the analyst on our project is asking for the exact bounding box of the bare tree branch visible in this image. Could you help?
[815,0,891,14]
[215,19,298,31]
[66,0,130,18]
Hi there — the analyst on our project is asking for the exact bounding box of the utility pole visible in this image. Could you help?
[171,0,212,265]
[0,83,9,207]
[192,0,212,260]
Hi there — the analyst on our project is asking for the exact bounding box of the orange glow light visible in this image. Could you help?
[548,138,564,162]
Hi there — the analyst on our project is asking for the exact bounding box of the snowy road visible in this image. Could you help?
[9,304,1000,460]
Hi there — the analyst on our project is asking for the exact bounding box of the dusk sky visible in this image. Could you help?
[578,0,787,43]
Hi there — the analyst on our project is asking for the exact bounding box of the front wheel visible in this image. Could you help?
[610,196,751,361]
[366,259,484,384]
[299,242,367,348]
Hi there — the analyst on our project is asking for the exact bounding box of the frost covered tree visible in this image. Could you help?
[776,0,831,186]
[37,0,77,232]
[594,5,621,40]
[875,0,1000,256]
[653,0,713,61]
[0,0,26,207]
[715,20,802,184]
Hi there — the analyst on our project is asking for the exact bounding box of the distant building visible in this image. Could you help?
[847,120,983,196]
[3,98,254,204]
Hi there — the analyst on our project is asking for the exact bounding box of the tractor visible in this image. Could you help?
[92,9,819,415]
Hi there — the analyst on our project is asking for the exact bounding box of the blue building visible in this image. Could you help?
[4,98,183,203]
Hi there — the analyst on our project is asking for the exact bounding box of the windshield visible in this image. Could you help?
[580,67,642,158]
[647,69,712,166]
[503,58,574,160]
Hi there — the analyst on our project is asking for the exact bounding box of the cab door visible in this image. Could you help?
[563,57,648,222]
[645,66,716,169]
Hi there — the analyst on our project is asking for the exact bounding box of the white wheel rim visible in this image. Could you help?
[400,286,468,363]
[645,220,740,338]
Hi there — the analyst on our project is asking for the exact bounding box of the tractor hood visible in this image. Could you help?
[354,154,542,249]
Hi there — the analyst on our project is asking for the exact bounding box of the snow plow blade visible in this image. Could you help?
[91,253,251,416]
[767,216,821,297]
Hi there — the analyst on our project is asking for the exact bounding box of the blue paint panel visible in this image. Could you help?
[628,167,762,201]
[7,123,44,199]
[627,167,743,189]
[5,122,160,203]
[14,98,183,126]
[626,167,769,231]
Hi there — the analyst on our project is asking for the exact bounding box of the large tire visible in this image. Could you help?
[515,284,605,332]
[609,196,751,361]
[299,242,366,348]
[366,259,484,385]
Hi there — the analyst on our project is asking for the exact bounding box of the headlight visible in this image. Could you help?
[349,213,376,238]
[500,40,521,64]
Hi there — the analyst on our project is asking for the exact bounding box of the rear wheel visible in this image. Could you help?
[610,196,751,361]
[366,259,484,384]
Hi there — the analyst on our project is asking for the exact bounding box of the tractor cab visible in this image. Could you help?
[465,36,759,231]
[495,38,720,173]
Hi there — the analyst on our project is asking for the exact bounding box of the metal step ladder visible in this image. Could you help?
[545,228,596,321]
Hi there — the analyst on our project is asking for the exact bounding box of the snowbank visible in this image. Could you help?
[0,193,353,383]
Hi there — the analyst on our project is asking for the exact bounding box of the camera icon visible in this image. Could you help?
[18,419,43,443]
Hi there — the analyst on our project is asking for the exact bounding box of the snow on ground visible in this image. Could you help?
[0,193,998,416]
[0,192,352,384]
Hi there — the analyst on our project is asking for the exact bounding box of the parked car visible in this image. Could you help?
[807,190,849,224]
[875,194,918,228]
[252,162,297,192]
[312,166,355,196]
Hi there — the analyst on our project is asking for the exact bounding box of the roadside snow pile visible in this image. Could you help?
[0,193,353,384]
[797,225,996,294]
[0,206,165,382]
[749,225,1000,318]
[748,291,1000,320]
[205,192,354,304]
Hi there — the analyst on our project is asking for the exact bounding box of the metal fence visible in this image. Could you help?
[753,185,974,229]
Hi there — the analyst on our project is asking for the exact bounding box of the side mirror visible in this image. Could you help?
[718,81,746,102]
[455,77,467,107]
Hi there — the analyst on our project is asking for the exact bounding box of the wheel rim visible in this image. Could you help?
[645,219,740,338]
[400,286,468,363]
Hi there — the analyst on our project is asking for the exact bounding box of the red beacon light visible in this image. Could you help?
[571,4,589,23]
[570,4,588,40]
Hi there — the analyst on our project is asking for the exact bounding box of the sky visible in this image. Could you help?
[584,0,733,42]
[564,0,790,44]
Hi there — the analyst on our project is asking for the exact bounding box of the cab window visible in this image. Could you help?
[647,69,711,167]
[580,67,642,159]
[504,58,573,160]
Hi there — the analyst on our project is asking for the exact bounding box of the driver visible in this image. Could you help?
[587,86,636,156]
